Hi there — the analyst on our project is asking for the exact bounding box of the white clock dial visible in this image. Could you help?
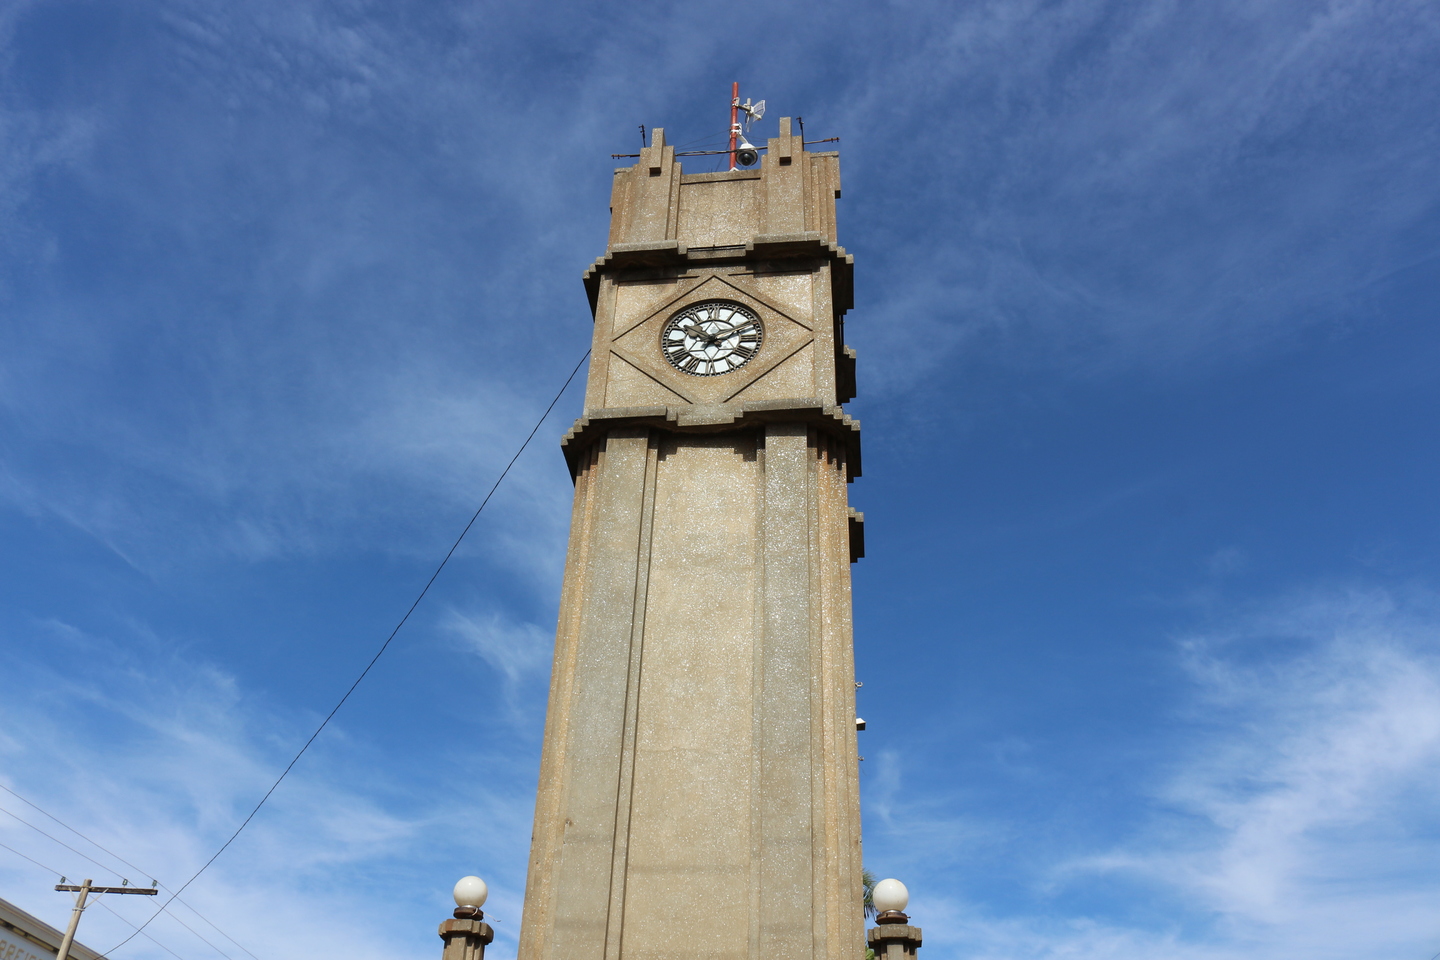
[661,300,764,376]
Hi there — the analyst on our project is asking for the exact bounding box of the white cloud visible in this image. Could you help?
[2,5,1438,960]
[3,0,1434,576]
[882,588,1440,959]
[444,608,548,684]
[838,0,1440,387]
[0,618,539,960]
[0,0,596,580]
[1154,592,1440,928]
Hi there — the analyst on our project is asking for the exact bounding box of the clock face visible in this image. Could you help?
[661,300,764,376]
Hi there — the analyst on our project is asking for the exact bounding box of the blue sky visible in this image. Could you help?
[2,1,1439,958]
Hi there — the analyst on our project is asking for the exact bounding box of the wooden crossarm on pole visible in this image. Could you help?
[52,879,159,960]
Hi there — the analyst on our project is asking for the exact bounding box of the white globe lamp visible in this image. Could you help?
[453,875,489,918]
[442,875,496,958]
[872,877,909,921]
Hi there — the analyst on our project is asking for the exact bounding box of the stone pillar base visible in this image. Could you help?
[440,918,494,960]
[868,923,922,960]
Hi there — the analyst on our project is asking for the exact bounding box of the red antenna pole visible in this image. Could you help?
[729,81,740,171]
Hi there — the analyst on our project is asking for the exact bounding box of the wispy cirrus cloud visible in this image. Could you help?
[0,0,598,578]
[0,616,538,960]
[444,608,549,683]
[868,587,1440,960]
[1144,590,1440,935]
[1,5,1436,960]
[840,0,1440,386]
[4,0,1435,574]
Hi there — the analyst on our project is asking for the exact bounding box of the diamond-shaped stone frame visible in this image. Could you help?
[609,273,813,406]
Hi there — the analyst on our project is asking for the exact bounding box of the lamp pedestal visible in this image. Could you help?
[868,913,922,960]
[439,908,494,960]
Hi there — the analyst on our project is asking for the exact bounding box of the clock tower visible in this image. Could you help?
[518,117,864,960]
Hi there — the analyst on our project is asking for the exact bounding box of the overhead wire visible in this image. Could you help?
[104,347,592,956]
[0,843,114,958]
[135,907,234,960]
[0,784,257,960]
[0,805,124,882]
[0,841,194,960]
[0,839,66,876]
[1,783,155,880]
[673,129,728,150]
[153,901,251,960]
[93,900,189,960]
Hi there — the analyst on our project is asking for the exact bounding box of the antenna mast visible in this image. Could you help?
[728,83,767,171]
[729,81,740,171]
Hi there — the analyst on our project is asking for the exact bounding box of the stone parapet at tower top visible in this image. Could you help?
[607,118,840,247]
[519,115,865,960]
[571,118,857,444]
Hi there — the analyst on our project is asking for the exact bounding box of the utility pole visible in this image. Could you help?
[53,878,158,960]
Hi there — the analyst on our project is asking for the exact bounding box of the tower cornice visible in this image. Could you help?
[582,233,854,318]
[560,398,861,481]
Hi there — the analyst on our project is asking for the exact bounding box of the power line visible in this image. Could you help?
[0,840,69,877]
[93,900,188,960]
[151,900,250,960]
[0,784,258,960]
[106,348,591,955]
[0,845,115,959]
[1,801,227,956]
[673,131,729,150]
[0,842,202,960]
[0,805,122,883]
[143,905,234,960]
[0,784,153,882]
